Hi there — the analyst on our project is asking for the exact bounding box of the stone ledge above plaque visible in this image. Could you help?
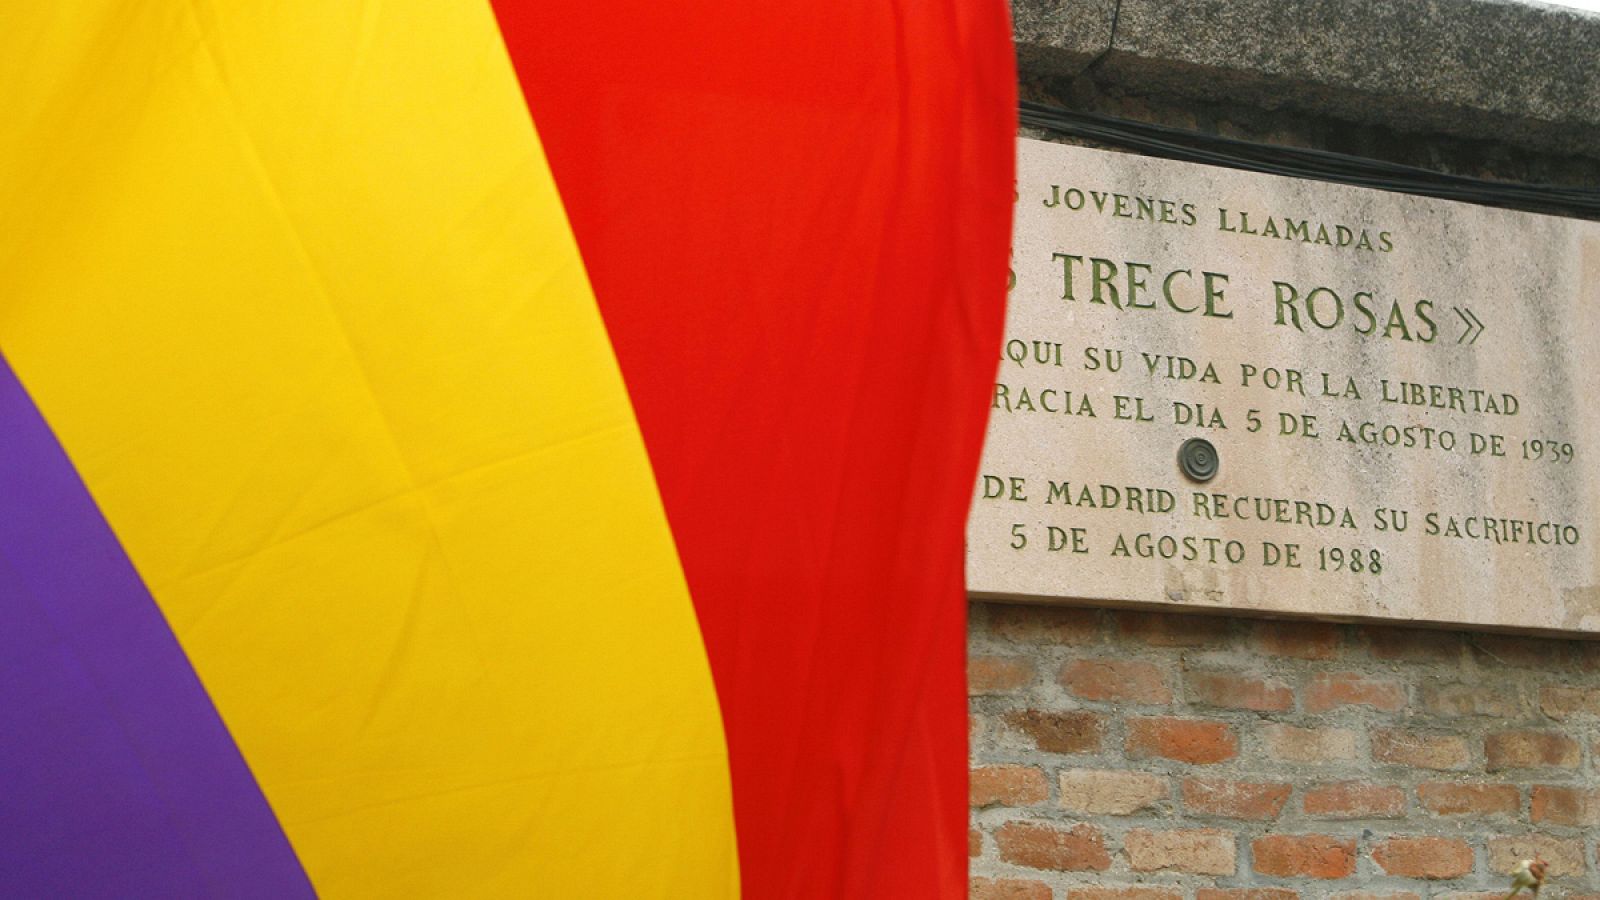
[1012,0,1600,157]
[967,139,1600,636]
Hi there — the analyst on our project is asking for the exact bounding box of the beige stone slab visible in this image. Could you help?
[967,139,1600,634]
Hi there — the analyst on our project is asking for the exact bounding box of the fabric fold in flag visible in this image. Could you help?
[2,2,735,895]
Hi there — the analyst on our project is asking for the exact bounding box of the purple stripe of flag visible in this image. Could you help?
[0,354,314,898]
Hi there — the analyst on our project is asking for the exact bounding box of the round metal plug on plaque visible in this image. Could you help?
[1178,437,1218,483]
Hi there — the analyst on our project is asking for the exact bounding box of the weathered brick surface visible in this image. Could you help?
[1251,620,1340,660]
[1002,709,1105,754]
[971,877,1052,900]
[1182,777,1291,820]
[1372,836,1475,878]
[1416,782,1521,817]
[1061,658,1170,704]
[1486,834,1586,876]
[1058,769,1166,815]
[1305,672,1406,713]
[1263,724,1358,763]
[1115,611,1231,646]
[1252,834,1357,879]
[1360,626,1461,662]
[1124,827,1236,875]
[1472,635,1554,669]
[1185,670,1293,712]
[1540,684,1600,719]
[1065,889,1181,900]
[1531,784,1600,825]
[1303,782,1406,818]
[971,765,1049,807]
[970,602,1600,898]
[970,655,1037,694]
[1371,729,1470,770]
[986,604,1100,644]
[1485,729,1580,770]
[1419,680,1526,718]
[995,821,1111,872]
[1126,717,1237,764]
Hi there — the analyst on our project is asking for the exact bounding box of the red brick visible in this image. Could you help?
[996,821,1111,872]
[1540,684,1600,719]
[1182,777,1291,820]
[971,877,1052,900]
[1263,724,1358,763]
[1251,834,1357,879]
[1252,620,1340,660]
[1060,659,1170,704]
[1303,782,1405,818]
[1305,672,1405,713]
[970,827,981,857]
[1433,894,1502,900]
[1417,782,1520,817]
[1575,642,1600,671]
[1065,889,1181,900]
[1124,828,1235,875]
[969,655,1036,694]
[971,765,1048,807]
[1473,634,1563,668]
[1002,710,1106,754]
[1198,892,1297,900]
[1419,680,1526,718]
[1487,834,1585,876]
[1115,611,1231,647]
[1185,670,1293,712]
[1485,730,1580,770]
[1360,626,1462,662]
[1532,784,1600,826]
[1058,769,1167,815]
[987,604,1100,644]
[1373,836,1474,879]
[1328,895,1420,900]
[1372,729,1470,770]
[1127,717,1238,764]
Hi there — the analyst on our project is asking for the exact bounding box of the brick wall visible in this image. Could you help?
[969,602,1600,899]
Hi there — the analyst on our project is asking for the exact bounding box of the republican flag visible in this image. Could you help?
[0,2,1015,896]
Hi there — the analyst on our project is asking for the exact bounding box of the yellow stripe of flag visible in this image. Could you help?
[0,2,738,895]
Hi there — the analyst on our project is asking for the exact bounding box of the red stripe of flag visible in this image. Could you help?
[488,2,1015,894]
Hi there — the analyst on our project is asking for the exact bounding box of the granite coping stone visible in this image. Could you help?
[1013,0,1600,157]
[1014,0,1118,78]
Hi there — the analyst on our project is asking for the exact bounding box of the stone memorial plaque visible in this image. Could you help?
[968,138,1600,634]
